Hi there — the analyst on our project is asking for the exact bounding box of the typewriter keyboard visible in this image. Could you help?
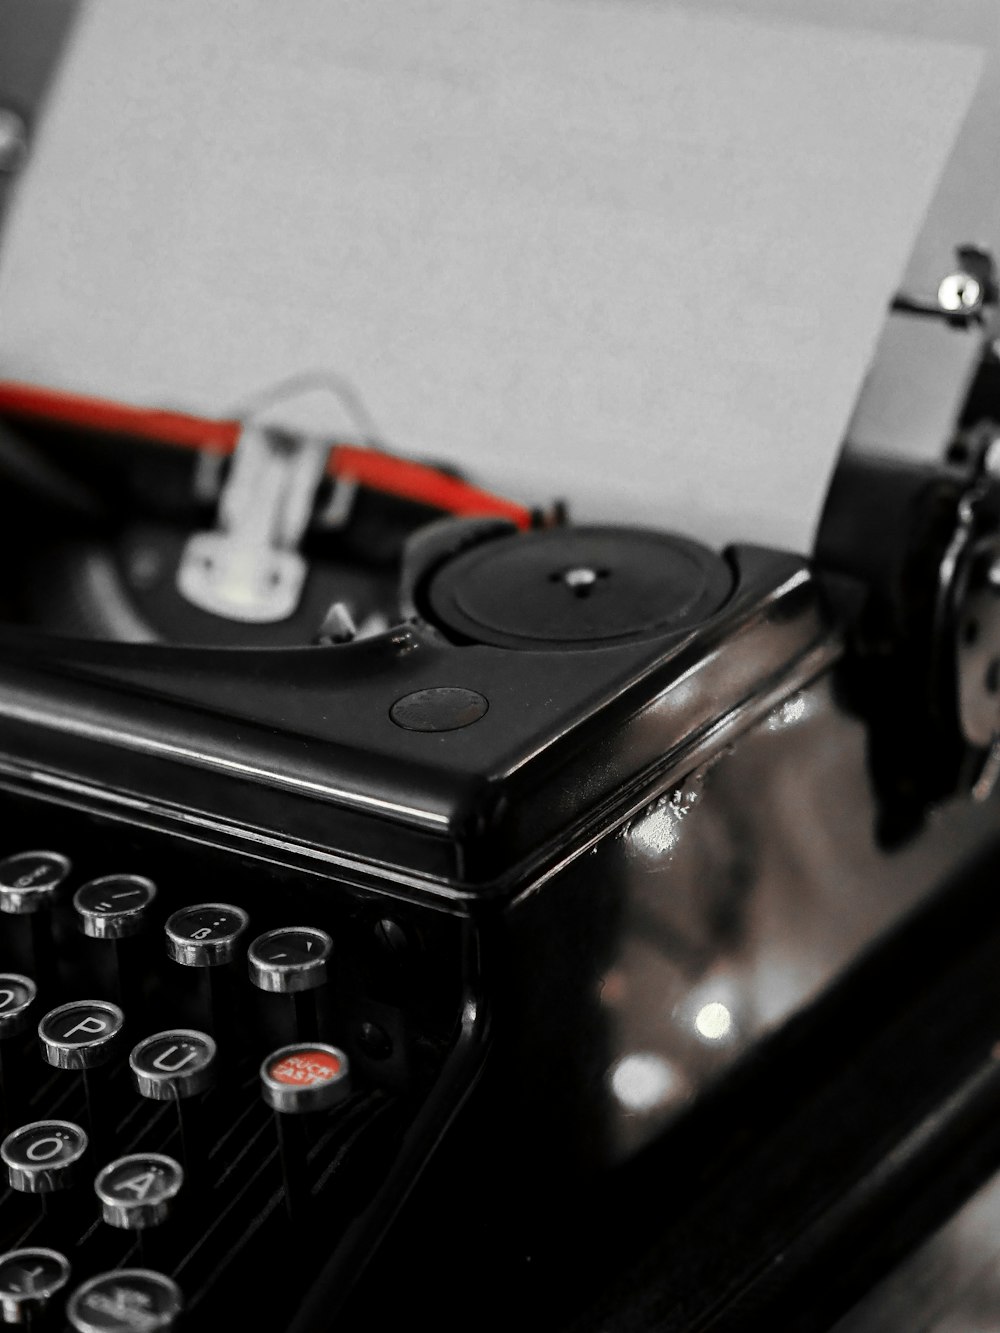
[0,792,465,1330]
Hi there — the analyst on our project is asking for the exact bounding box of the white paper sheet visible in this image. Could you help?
[0,1,984,551]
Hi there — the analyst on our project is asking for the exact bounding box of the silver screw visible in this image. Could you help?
[938,271,983,314]
[562,567,599,590]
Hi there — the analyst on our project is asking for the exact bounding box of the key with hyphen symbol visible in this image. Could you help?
[248,926,333,1043]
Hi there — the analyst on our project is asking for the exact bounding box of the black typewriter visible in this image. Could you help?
[5,7,1000,1333]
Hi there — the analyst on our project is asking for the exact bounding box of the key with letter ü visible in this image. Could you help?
[130,1030,217,1185]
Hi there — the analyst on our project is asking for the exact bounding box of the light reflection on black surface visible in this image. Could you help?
[589,676,1000,1162]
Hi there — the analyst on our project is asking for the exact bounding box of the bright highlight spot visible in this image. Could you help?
[694,1001,733,1042]
[609,1052,683,1112]
[767,694,809,731]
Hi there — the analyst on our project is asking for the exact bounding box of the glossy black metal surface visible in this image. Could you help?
[0,539,826,887]
[338,678,1000,1332]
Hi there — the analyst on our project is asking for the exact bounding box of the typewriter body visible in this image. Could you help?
[4,7,1000,1333]
[0,327,999,1332]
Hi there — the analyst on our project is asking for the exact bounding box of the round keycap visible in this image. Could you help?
[38,1000,124,1070]
[248,926,333,994]
[0,850,71,914]
[1,1120,88,1192]
[66,1269,183,1331]
[0,1247,72,1323]
[164,903,249,966]
[129,1029,217,1100]
[0,973,36,1038]
[95,1153,184,1230]
[74,875,157,939]
[260,1042,350,1114]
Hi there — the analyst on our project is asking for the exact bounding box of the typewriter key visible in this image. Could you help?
[0,974,36,1134]
[129,1029,216,1100]
[248,926,332,1040]
[0,851,71,916]
[260,1043,351,1222]
[39,1002,125,1161]
[248,927,331,993]
[66,1269,183,1332]
[75,876,157,1009]
[260,1042,350,1115]
[165,904,249,1048]
[94,1153,184,1230]
[130,1030,217,1179]
[1,1120,88,1193]
[74,875,156,940]
[0,851,71,992]
[0,974,35,1038]
[38,1000,124,1071]
[164,903,248,967]
[0,1246,72,1324]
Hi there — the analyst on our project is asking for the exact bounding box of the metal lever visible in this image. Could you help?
[941,439,1000,800]
[177,424,329,623]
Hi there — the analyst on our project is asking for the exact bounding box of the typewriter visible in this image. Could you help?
[4,9,1000,1333]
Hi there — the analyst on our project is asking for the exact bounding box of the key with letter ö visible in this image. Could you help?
[1,1120,87,1194]
[1,1120,89,1251]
